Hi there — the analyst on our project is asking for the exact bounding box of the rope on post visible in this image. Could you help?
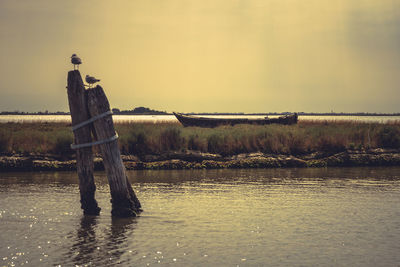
[71,110,113,131]
[70,110,117,149]
[71,132,119,150]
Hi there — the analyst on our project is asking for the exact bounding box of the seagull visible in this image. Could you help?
[85,75,100,88]
[71,54,82,70]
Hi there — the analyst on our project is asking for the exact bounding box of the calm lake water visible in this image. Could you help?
[0,114,399,124]
[1,167,400,266]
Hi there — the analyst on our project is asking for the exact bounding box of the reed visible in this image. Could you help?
[0,120,399,156]
[0,122,73,155]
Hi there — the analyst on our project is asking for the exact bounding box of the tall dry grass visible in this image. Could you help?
[0,122,73,155]
[0,119,399,156]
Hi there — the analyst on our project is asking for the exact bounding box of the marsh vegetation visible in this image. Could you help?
[1,120,399,157]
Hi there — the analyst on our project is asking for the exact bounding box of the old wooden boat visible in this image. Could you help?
[173,112,298,127]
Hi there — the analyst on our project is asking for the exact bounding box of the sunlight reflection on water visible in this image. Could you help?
[0,167,400,266]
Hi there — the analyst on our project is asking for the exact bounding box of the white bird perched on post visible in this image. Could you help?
[71,54,82,70]
[85,75,100,88]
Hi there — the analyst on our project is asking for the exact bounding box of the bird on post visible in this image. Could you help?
[71,54,82,70]
[85,75,100,88]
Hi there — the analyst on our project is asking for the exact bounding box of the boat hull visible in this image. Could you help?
[173,113,298,127]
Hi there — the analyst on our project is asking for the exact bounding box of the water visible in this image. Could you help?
[1,168,400,266]
[1,114,399,124]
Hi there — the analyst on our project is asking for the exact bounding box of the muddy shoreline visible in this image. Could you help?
[1,149,400,172]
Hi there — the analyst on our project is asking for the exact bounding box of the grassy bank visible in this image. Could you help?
[0,120,399,157]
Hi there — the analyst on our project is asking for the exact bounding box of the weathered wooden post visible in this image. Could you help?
[87,85,142,217]
[67,70,101,215]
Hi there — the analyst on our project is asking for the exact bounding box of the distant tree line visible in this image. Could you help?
[189,112,400,116]
[1,109,399,116]
[111,107,169,115]
[295,112,400,116]
[0,110,69,115]
[0,107,170,115]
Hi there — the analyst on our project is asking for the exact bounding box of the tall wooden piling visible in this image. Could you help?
[67,70,101,215]
[87,85,142,217]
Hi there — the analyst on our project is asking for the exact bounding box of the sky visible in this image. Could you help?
[0,0,399,113]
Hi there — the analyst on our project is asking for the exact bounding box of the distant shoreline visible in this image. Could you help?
[1,111,400,116]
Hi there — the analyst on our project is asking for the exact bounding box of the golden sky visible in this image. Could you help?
[0,0,399,113]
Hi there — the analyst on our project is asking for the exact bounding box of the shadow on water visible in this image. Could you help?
[64,215,138,266]
[69,215,98,265]
[107,217,139,264]
[127,167,400,186]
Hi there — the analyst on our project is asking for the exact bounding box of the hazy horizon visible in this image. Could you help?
[1,0,399,113]
[1,107,400,115]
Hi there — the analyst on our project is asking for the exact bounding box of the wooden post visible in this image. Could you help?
[67,70,101,215]
[87,85,142,217]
